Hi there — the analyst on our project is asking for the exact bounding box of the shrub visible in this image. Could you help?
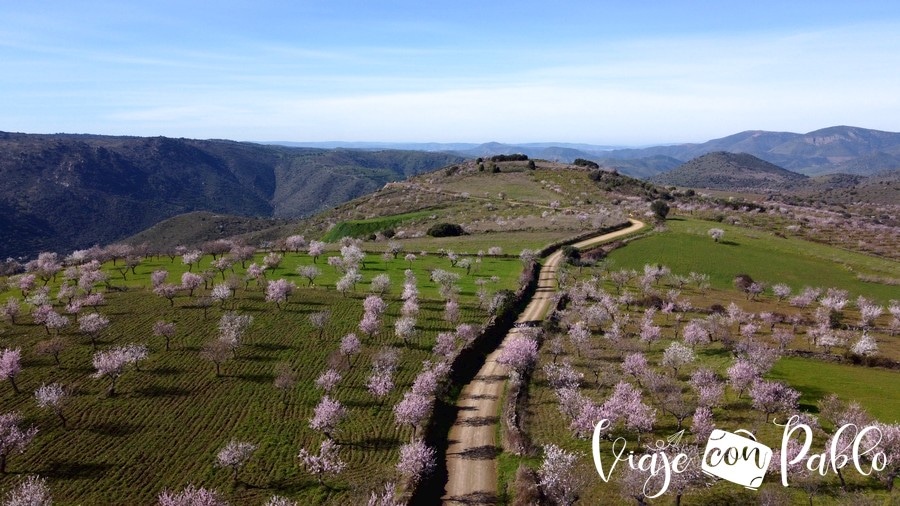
[426,223,465,238]
[573,158,599,169]
[490,154,528,162]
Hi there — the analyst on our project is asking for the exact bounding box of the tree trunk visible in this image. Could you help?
[8,376,19,394]
[57,409,67,429]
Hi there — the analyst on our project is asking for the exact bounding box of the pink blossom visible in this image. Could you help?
[315,368,342,393]
[621,353,648,380]
[216,440,257,481]
[726,359,758,398]
[750,380,800,422]
[151,270,169,288]
[158,484,228,506]
[3,475,52,505]
[443,299,460,324]
[393,316,416,344]
[691,406,715,442]
[265,278,295,308]
[682,320,709,348]
[496,335,538,376]
[339,333,361,364]
[34,383,68,428]
[396,439,436,484]
[661,341,695,374]
[153,321,177,351]
[538,444,585,505]
[297,439,346,484]
[363,295,387,316]
[180,272,203,296]
[367,369,394,401]
[0,412,38,473]
[307,241,326,262]
[0,348,23,394]
[309,396,346,439]
[359,311,382,338]
[393,392,431,434]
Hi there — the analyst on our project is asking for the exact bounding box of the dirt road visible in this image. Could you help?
[441,219,645,504]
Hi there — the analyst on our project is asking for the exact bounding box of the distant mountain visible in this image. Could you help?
[650,152,807,190]
[0,132,462,259]
[600,126,900,177]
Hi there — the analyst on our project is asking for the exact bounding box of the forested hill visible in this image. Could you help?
[0,132,463,259]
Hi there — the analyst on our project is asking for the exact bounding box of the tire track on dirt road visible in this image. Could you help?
[441,219,645,505]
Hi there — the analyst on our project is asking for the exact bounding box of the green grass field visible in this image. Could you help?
[604,217,899,302]
[320,210,436,242]
[769,356,900,422]
[0,251,523,504]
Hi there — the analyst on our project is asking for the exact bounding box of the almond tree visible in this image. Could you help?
[200,339,231,377]
[370,274,391,296]
[396,439,436,485]
[691,406,715,443]
[309,311,330,339]
[308,241,326,263]
[78,312,109,349]
[3,474,52,505]
[297,265,321,287]
[273,363,297,411]
[154,283,179,306]
[367,369,394,409]
[297,439,346,485]
[726,359,758,398]
[216,440,257,483]
[92,348,131,396]
[180,272,203,297]
[497,335,538,380]
[158,484,228,506]
[393,316,416,346]
[393,392,431,439]
[315,368,342,393]
[864,422,900,491]
[2,298,21,324]
[0,412,38,473]
[339,333,361,367]
[0,348,22,394]
[309,396,346,440]
[153,321,177,351]
[34,337,66,368]
[538,444,586,506]
[34,383,68,428]
[265,279,295,309]
[661,341,695,375]
[750,380,800,422]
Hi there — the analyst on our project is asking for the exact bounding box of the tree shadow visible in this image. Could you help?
[43,460,115,480]
[240,373,274,384]
[136,385,192,397]
[453,445,501,460]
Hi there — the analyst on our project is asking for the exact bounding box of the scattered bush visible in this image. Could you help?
[573,158,599,169]
[490,154,528,162]
[426,223,466,238]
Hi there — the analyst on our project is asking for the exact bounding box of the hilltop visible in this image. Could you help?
[0,132,462,258]
[649,151,807,190]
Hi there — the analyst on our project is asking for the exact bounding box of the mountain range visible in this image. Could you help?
[0,132,461,259]
[286,126,900,179]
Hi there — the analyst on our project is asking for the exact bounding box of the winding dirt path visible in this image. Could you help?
[441,219,645,504]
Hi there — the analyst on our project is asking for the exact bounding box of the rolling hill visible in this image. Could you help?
[649,151,807,190]
[0,132,462,259]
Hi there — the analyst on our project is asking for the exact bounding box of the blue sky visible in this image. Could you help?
[2,1,900,144]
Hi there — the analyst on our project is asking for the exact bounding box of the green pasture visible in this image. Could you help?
[604,217,899,302]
